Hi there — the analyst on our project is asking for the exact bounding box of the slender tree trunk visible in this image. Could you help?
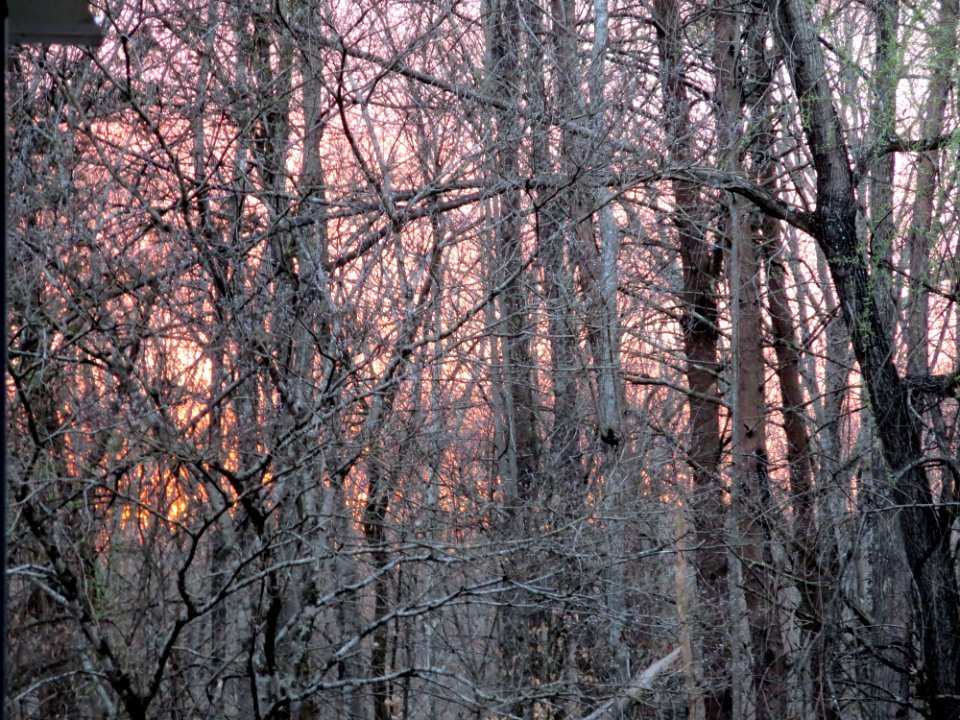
[856,14,919,714]
[714,6,785,716]
[655,0,728,715]
[867,0,900,341]
[484,2,542,714]
[905,0,959,376]
[741,16,834,717]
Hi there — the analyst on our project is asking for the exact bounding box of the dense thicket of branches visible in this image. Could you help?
[6,1,960,719]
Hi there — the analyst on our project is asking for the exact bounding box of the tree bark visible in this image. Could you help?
[767,0,960,714]
[655,0,728,715]
[484,2,542,714]
[714,7,785,715]
[904,0,959,377]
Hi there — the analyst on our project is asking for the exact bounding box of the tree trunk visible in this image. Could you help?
[484,2,542,714]
[904,0,959,377]
[654,0,728,715]
[715,9,784,707]
[767,0,960,714]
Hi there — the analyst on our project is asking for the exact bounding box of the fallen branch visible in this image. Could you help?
[580,648,683,720]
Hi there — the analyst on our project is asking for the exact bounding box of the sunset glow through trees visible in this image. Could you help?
[6,1,960,719]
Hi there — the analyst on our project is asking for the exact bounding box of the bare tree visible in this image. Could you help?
[8,1,960,719]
